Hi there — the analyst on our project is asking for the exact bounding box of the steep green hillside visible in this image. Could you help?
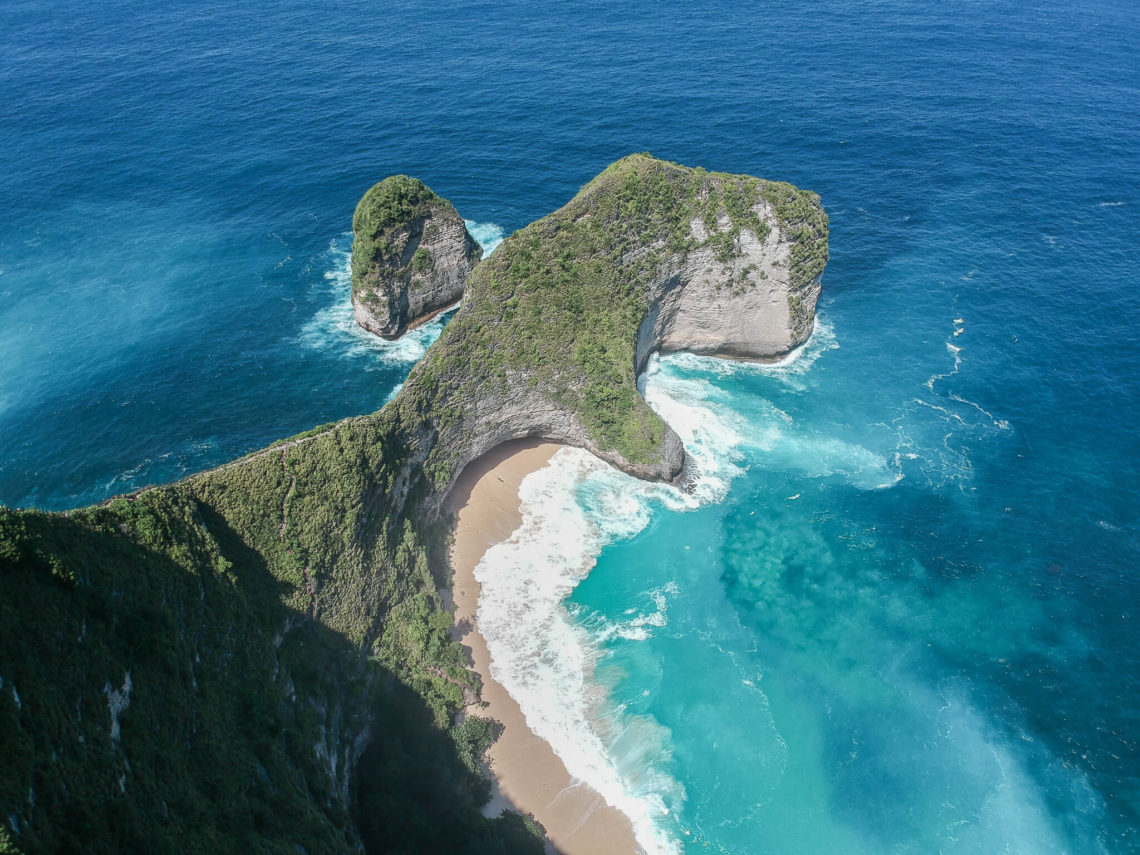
[0,417,543,854]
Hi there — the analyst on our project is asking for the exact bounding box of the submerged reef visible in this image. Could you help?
[0,155,825,854]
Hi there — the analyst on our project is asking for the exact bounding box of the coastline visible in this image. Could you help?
[447,439,642,855]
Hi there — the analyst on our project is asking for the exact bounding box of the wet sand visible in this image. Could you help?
[447,439,641,855]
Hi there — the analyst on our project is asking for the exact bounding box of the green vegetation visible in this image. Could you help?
[0,413,544,853]
[399,153,827,487]
[759,180,829,289]
[0,829,20,854]
[412,247,432,272]
[351,175,452,302]
[0,154,826,853]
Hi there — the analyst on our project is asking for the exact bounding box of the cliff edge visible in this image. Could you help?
[351,176,482,339]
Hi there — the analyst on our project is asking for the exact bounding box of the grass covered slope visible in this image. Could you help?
[0,154,826,854]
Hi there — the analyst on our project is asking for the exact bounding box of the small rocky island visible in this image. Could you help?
[0,155,826,854]
[351,176,483,339]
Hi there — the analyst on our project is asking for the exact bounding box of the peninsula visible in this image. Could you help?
[0,154,826,854]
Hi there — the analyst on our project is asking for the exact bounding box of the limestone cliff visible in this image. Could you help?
[351,176,482,339]
[637,190,824,366]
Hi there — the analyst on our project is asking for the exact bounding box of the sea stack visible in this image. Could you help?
[351,176,483,339]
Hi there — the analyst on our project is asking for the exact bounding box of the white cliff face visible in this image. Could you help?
[352,203,482,340]
[637,203,820,371]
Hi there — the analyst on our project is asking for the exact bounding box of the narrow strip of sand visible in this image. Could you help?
[447,439,641,855]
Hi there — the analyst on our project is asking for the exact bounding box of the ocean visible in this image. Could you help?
[2,0,1138,852]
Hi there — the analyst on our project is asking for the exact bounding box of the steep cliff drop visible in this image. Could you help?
[351,176,483,339]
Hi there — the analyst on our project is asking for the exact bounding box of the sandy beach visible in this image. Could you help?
[447,439,641,855]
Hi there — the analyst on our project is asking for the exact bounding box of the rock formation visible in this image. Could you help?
[636,197,823,368]
[351,176,482,339]
[385,154,828,514]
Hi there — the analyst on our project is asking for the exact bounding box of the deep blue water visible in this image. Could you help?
[2,0,1138,851]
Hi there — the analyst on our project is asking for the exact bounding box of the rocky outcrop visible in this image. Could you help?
[351,176,482,340]
[386,154,828,516]
[636,207,822,370]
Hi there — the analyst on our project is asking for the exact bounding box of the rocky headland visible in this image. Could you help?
[380,154,828,513]
[0,155,826,855]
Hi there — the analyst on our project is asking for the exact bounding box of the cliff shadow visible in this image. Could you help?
[0,499,546,855]
[444,437,557,516]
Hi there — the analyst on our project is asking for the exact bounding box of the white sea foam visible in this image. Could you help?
[464,219,505,256]
[762,431,903,490]
[590,583,677,643]
[948,393,1011,431]
[297,234,452,366]
[104,451,174,494]
[651,343,903,492]
[663,316,839,392]
[102,433,229,496]
[665,319,839,399]
[925,329,963,391]
[902,317,1014,488]
[474,357,751,854]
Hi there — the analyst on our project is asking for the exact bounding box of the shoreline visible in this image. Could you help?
[446,439,642,855]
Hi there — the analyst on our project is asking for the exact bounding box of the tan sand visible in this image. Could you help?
[447,439,641,855]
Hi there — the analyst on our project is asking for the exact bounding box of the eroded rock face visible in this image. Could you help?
[351,176,482,340]
[636,207,822,372]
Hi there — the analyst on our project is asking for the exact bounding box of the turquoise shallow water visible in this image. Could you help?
[566,345,1113,853]
[3,0,1139,851]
